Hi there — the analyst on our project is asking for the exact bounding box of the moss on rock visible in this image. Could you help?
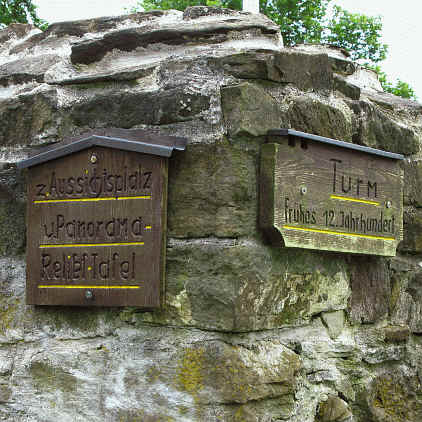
[0,298,20,335]
[370,374,420,422]
[175,339,300,411]
[30,361,77,393]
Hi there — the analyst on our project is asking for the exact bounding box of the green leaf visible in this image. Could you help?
[323,6,387,63]
[366,65,417,100]
[0,0,48,30]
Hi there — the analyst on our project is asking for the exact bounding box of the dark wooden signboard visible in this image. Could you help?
[25,145,168,307]
[260,130,404,256]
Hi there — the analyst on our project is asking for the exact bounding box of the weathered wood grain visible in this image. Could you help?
[26,146,167,307]
[260,135,403,256]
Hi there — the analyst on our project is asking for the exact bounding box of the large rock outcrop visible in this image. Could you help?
[1,7,422,421]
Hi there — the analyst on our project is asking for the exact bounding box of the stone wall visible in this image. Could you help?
[1,7,422,421]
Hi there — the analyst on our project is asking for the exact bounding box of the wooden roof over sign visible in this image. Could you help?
[18,128,188,169]
[267,129,404,160]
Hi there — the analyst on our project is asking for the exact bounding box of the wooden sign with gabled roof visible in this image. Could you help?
[260,129,404,256]
[18,129,187,307]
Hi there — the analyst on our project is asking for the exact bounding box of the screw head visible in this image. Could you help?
[300,186,307,195]
[85,290,94,300]
[90,154,97,164]
[386,201,392,209]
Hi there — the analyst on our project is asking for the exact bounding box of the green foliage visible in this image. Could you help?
[324,6,387,63]
[128,0,223,13]
[369,65,417,100]
[260,0,330,46]
[0,0,47,29]
[389,80,417,100]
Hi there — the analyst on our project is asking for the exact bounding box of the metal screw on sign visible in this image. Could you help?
[90,154,97,164]
[300,186,307,195]
[386,201,392,209]
[85,290,94,300]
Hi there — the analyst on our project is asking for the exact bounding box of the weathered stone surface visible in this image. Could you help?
[183,5,242,20]
[8,11,169,55]
[0,165,26,256]
[0,7,422,422]
[348,256,390,324]
[288,96,354,142]
[294,44,357,82]
[0,23,35,45]
[213,51,280,81]
[3,7,283,88]
[273,50,333,91]
[406,272,422,333]
[0,24,39,62]
[6,31,46,56]
[316,396,352,421]
[389,260,422,334]
[354,325,408,365]
[168,140,257,238]
[133,243,350,331]
[404,159,422,206]
[399,207,422,253]
[365,373,422,422]
[70,87,210,128]
[293,45,376,94]
[0,257,25,344]
[334,74,361,100]
[383,325,410,343]
[221,82,284,136]
[346,67,382,91]
[70,8,280,65]
[349,100,420,154]
[47,11,167,37]
[47,63,157,85]
[293,43,350,60]
[0,55,59,86]
[0,188,25,257]
[177,339,301,405]
[214,48,348,91]
[329,56,357,76]
[1,324,302,422]
[234,249,350,331]
[321,311,345,340]
[365,89,422,114]
[0,88,58,146]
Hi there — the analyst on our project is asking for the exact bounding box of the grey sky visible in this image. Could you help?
[33,0,422,99]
